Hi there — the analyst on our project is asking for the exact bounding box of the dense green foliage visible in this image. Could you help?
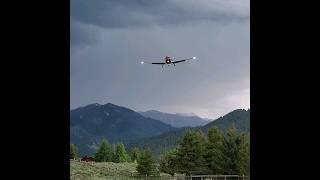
[129,147,140,163]
[217,126,250,175]
[75,123,249,177]
[127,109,250,157]
[93,139,133,163]
[176,130,208,175]
[94,139,113,162]
[205,127,224,174]
[113,143,129,163]
[159,148,179,176]
[70,143,78,159]
[136,149,159,176]
[159,127,250,176]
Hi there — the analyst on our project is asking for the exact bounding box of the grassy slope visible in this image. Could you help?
[70,160,172,180]
[71,160,138,180]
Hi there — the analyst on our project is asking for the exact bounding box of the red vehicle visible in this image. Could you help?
[81,155,94,162]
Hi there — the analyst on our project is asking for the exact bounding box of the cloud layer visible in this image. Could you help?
[71,0,249,28]
[70,0,250,118]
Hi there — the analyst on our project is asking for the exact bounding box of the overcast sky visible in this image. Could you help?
[70,0,250,119]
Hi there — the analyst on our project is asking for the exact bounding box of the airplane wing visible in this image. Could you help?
[140,61,165,65]
[172,57,196,64]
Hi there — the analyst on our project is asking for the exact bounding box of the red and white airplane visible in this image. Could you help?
[141,56,197,68]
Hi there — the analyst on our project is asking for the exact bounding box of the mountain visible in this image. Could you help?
[70,104,250,157]
[127,109,250,156]
[201,109,250,132]
[70,103,175,156]
[139,110,211,128]
[176,112,198,117]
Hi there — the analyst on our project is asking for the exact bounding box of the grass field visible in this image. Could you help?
[70,160,173,180]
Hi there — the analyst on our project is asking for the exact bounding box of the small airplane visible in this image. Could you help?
[141,56,197,68]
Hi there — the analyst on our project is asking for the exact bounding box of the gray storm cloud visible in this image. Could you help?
[70,0,250,118]
[71,0,249,28]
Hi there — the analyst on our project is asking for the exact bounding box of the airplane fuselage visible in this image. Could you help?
[165,56,172,64]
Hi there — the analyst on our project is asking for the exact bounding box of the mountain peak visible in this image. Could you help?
[85,102,119,107]
[203,108,250,131]
[84,102,122,109]
[72,103,101,110]
[103,103,119,108]
[144,110,160,113]
[106,102,116,106]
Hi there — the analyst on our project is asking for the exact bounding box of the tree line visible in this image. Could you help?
[70,139,136,163]
[70,126,249,176]
[70,139,158,176]
[159,126,250,176]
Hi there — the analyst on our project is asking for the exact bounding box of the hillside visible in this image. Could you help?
[126,109,250,156]
[70,160,172,180]
[139,110,210,128]
[202,109,250,132]
[70,160,138,179]
[70,103,175,156]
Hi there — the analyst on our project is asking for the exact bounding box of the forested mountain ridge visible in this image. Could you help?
[126,109,250,156]
[70,103,175,156]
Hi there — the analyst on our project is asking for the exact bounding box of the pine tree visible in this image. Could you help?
[219,125,249,175]
[137,149,159,176]
[205,127,224,174]
[94,138,113,162]
[113,143,128,163]
[129,147,140,163]
[176,129,208,175]
[70,143,78,159]
[125,153,132,163]
[159,148,179,176]
[238,133,250,175]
